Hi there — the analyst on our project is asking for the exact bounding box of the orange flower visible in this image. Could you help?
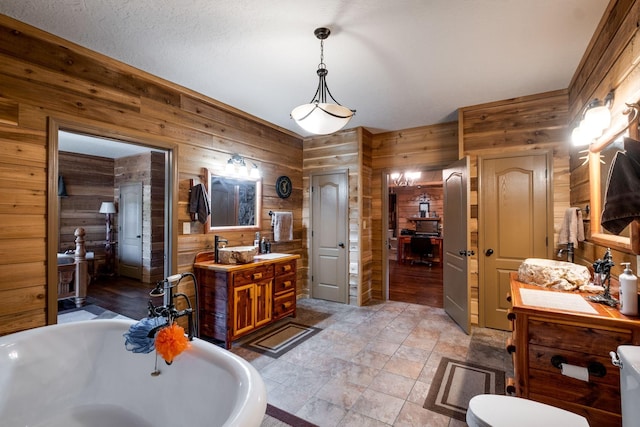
[155,322,190,364]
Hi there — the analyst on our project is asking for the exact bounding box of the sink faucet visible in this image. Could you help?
[557,242,574,263]
[214,235,228,263]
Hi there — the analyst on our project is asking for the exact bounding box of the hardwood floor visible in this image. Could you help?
[389,260,443,308]
[60,275,159,320]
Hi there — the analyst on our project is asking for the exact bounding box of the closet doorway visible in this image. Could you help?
[386,168,444,307]
[48,119,178,323]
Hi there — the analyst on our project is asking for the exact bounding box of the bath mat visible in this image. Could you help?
[241,322,321,358]
[423,357,505,421]
[262,404,318,427]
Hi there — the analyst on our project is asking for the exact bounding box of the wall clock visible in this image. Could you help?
[276,176,292,199]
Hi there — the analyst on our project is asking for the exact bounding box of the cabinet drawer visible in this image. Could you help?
[528,368,620,412]
[273,291,295,318]
[275,260,296,275]
[233,264,274,286]
[528,319,632,354]
[274,274,296,294]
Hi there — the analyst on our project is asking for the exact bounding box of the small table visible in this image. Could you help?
[398,235,443,264]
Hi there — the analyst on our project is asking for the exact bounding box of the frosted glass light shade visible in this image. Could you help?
[583,105,611,138]
[571,126,590,146]
[291,103,354,135]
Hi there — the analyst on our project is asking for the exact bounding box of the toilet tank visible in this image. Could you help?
[617,345,640,426]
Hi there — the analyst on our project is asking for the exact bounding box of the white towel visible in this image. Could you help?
[271,211,293,242]
[558,207,585,246]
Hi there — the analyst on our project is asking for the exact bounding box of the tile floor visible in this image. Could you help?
[231,298,513,427]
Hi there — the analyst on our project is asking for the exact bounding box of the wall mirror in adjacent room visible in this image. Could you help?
[205,168,261,232]
[588,115,639,254]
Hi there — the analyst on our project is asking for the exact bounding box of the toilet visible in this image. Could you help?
[467,345,640,426]
[466,395,589,427]
[616,345,640,427]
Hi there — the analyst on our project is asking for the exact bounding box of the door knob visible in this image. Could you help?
[459,250,466,256]
[485,248,494,256]
[338,242,345,248]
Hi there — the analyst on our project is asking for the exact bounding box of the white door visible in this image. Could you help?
[119,182,143,279]
[443,157,470,333]
[311,171,348,303]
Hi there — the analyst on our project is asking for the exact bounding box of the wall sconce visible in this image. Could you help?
[58,175,68,197]
[571,92,614,146]
[225,154,260,178]
[390,171,421,186]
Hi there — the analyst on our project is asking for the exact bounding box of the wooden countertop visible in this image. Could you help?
[194,253,300,272]
[510,272,640,327]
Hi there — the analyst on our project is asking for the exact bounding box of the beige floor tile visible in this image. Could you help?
[393,401,450,427]
[296,397,348,427]
[351,389,405,425]
[369,370,416,400]
[383,354,427,379]
[315,378,367,409]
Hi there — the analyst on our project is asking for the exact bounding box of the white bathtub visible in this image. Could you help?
[0,319,266,427]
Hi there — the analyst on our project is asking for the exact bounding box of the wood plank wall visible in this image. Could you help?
[371,123,459,301]
[302,128,371,304]
[568,0,640,275]
[0,15,303,335]
[459,89,570,325]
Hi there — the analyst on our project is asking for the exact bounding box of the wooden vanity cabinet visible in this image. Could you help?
[508,273,640,427]
[194,253,299,349]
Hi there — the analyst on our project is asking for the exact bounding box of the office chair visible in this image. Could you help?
[410,236,433,266]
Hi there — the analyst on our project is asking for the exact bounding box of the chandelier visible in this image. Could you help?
[291,27,355,135]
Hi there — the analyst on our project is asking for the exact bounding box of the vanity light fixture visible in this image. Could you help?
[291,27,355,135]
[390,171,421,187]
[225,154,260,178]
[571,92,614,146]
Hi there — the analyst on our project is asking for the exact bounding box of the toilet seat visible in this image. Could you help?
[467,395,590,427]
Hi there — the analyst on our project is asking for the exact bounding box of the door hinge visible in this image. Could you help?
[546,236,548,246]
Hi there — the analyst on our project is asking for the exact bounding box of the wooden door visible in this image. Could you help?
[311,171,348,303]
[119,182,143,279]
[233,283,254,336]
[443,157,470,333]
[480,153,550,330]
[254,280,272,328]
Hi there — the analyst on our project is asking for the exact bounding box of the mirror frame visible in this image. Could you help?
[588,119,640,254]
[204,168,262,232]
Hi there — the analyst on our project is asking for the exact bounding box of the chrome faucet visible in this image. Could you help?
[214,235,228,263]
[557,242,574,263]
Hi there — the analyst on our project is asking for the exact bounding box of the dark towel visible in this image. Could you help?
[189,183,210,224]
[601,137,640,234]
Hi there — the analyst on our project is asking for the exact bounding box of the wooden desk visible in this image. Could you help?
[398,235,442,264]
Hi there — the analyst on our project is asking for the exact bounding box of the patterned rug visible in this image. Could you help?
[241,321,322,358]
[423,357,505,421]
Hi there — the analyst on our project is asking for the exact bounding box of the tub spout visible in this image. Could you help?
[147,272,199,340]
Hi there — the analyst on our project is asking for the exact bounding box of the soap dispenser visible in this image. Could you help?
[619,262,638,316]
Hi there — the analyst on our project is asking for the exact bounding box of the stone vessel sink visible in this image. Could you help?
[518,258,591,291]
[218,246,258,264]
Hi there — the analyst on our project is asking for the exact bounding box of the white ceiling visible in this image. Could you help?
[0,1,609,138]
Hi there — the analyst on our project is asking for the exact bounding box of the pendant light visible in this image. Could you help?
[291,27,355,135]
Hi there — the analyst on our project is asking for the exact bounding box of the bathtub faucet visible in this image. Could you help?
[557,242,574,263]
[147,272,199,340]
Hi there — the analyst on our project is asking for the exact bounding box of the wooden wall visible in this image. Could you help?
[459,89,571,325]
[58,152,114,255]
[0,15,303,335]
[568,0,640,276]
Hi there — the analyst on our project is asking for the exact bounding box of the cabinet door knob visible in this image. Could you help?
[485,248,494,256]
[338,242,345,248]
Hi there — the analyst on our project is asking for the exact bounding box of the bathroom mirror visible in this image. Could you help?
[588,124,639,254]
[205,168,261,232]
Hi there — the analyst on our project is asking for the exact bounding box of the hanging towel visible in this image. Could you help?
[601,137,640,234]
[558,207,585,246]
[271,211,293,242]
[189,183,210,224]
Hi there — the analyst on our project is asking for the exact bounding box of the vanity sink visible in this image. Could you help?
[518,258,591,291]
[218,246,258,264]
[253,253,290,260]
